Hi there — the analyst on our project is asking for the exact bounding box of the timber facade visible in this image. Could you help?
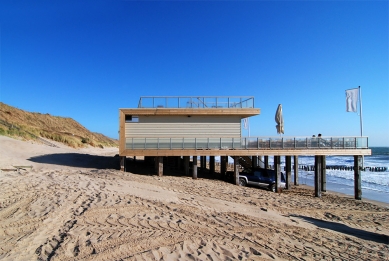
[119,96,371,200]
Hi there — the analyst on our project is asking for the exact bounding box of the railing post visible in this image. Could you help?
[343,137,345,148]
[195,138,197,149]
[220,138,222,149]
[282,138,284,149]
[207,137,209,149]
[269,138,272,149]
[232,138,235,149]
[294,138,296,148]
[182,138,184,149]
[170,138,172,149]
[306,137,308,148]
[144,138,146,149]
[157,138,159,149]
[331,137,333,148]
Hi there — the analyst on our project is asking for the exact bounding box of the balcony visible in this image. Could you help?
[126,136,369,150]
[137,96,255,109]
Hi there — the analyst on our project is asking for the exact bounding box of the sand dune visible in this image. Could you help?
[0,135,388,260]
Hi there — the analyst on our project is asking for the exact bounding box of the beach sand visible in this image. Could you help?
[1,135,388,260]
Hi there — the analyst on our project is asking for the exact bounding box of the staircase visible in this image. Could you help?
[229,155,266,170]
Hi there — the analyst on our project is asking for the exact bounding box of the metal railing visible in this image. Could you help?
[125,136,369,150]
[137,96,255,109]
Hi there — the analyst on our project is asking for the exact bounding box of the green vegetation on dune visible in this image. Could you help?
[0,102,118,148]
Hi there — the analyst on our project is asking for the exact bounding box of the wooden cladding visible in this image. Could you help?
[125,115,241,138]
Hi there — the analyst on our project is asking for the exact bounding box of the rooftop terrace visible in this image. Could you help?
[137,96,255,109]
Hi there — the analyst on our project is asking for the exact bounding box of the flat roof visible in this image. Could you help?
[120,108,260,117]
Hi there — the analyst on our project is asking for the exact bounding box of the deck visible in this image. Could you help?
[121,136,371,156]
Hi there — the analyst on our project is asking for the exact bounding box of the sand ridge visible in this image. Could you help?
[0,136,388,260]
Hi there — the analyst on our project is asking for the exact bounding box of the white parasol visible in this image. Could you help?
[275,104,284,135]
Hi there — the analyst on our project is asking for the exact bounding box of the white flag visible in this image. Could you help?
[346,88,359,112]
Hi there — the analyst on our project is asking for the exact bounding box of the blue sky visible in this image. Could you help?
[1,1,388,146]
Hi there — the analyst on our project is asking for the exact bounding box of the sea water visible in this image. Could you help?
[287,147,389,204]
[221,147,389,204]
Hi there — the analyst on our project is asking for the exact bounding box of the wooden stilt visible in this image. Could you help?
[221,156,227,177]
[234,156,239,185]
[192,156,198,179]
[210,156,215,176]
[321,156,326,192]
[286,156,292,189]
[158,156,163,177]
[274,156,281,193]
[154,156,158,174]
[184,156,189,176]
[354,155,362,200]
[176,156,181,170]
[252,156,258,168]
[314,155,322,197]
[294,155,299,185]
[120,156,126,172]
[265,156,269,169]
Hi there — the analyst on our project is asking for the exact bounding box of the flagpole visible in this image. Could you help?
[359,86,363,137]
[359,86,364,167]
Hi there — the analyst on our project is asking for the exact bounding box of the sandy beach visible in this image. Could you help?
[0,135,388,261]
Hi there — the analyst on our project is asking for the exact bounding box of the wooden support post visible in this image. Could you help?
[274,156,281,193]
[192,156,198,179]
[210,156,215,176]
[221,156,227,176]
[321,156,326,192]
[314,155,322,197]
[177,156,182,170]
[252,156,258,168]
[184,156,189,176]
[264,156,269,169]
[120,156,126,172]
[286,156,292,189]
[294,155,299,185]
[154,156,158,174]
[259,156,264,168]
[354,155,362,200]
[234,156,239,185]
[200,156,204,171]
[158,156,163,177]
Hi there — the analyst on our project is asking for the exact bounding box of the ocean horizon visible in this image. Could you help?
[216,147,389,205]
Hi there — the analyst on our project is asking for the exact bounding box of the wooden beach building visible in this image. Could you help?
[119,96,371,200]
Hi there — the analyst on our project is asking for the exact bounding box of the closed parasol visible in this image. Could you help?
[275,104,284,135]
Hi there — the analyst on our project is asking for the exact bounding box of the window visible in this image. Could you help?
[125,115,139,123]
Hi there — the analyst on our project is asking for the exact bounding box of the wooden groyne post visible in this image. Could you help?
[354,155,362,200]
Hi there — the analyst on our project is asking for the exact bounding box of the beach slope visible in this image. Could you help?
[0,136,388,260]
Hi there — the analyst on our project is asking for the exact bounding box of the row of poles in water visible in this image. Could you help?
[298,165,387,172]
